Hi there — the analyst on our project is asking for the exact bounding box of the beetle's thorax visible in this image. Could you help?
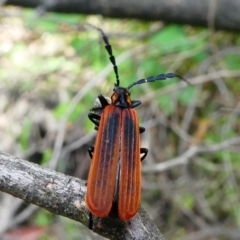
[111,86,132,108]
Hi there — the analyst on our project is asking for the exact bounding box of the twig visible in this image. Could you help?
[184,226,240,240]
[142,137,240,173]
[0,151,165,240]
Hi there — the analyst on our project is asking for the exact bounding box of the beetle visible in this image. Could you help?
[86,26,189,220]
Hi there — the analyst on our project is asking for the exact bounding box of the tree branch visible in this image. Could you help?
[0,151,164,240]
[142,137,240,173]
[3,0,240,32]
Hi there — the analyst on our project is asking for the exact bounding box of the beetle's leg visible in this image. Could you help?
[90,94,110,112]
[88,113,101,126]
[140,148,148,161]
[88,147,94,159]
[139,126,145,134]
[131,100,141,109]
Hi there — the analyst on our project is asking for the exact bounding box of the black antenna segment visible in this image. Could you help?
[127,73,191,90]
[87,24,120,86]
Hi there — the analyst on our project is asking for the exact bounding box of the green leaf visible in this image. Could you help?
[224,55,240,70]
[34,210,53,226]
[150,25,188,53]
[19,119,33,152]
[141,58,165,78]
[192,51,209,63]
[182,193,194,209]
[158,94,175,115]
[178,86,196,105]
[53,102,84,123]
[53,102,69,119]
[69,103,84,122]
[235,210,240,227]
[71,37,88,52]
[41,149,52,164]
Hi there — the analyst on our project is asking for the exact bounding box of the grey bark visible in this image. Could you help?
[3,0,240,32]
[0,151,165,240]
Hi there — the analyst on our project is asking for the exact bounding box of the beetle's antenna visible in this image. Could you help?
[127,73,191,90]
[87,24,120,86]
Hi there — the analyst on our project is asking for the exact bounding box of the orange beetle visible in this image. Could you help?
[86,26,188,220]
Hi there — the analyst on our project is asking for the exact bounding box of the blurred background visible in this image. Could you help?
[0,2,240,240]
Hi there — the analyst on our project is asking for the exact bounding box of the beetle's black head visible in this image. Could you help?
[111,85,132,108]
